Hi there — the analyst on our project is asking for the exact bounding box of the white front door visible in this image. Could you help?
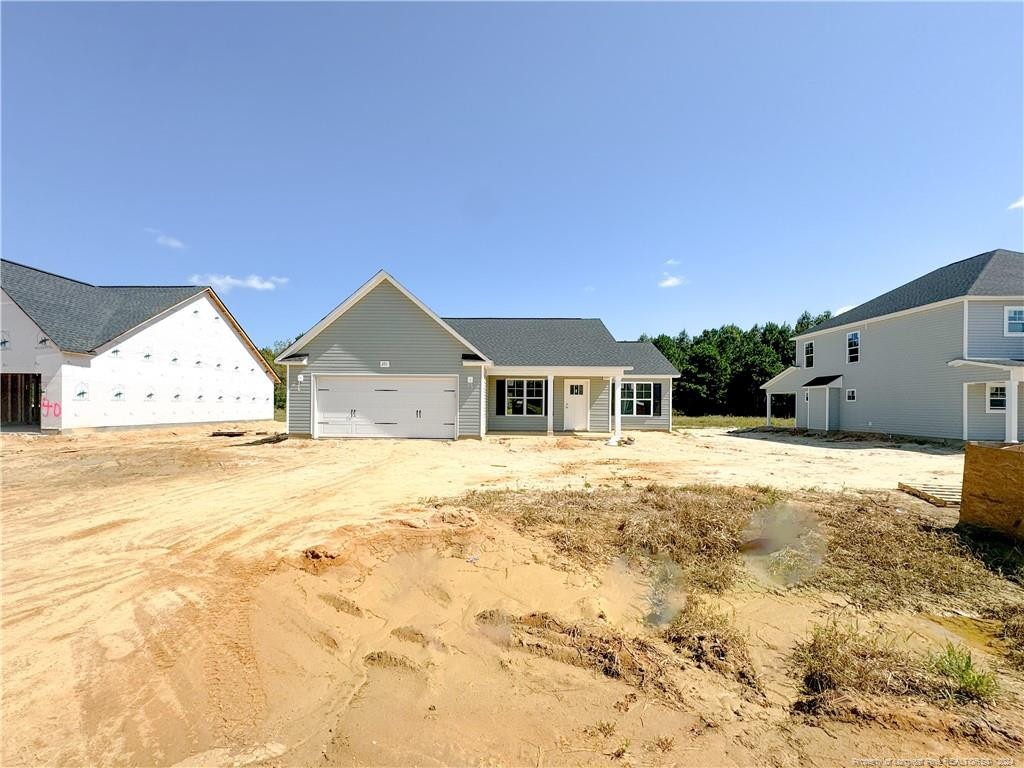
[564,379,589,431]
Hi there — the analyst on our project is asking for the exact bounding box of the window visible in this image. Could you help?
[847,331,860,364]
[621,382,653,416]
[505,379,545,416]
[1006,306,1024,336]
[846,389,857,402]
[804,341,814,368]
[987,384,1007,413]
[804,390,809,402]
[569,384,583,396]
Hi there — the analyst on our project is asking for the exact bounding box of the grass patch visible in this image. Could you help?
[458,484,778,591]
[274,407,286,422]
[663,596,760,690]
[673,414,796,430]
[792,621,997,711]
[807,497,996,611]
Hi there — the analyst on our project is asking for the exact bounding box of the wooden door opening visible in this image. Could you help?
[1,373,42,428]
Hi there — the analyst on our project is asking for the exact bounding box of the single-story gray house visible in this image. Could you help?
[762,248,1024,443]
[275,271,679,440]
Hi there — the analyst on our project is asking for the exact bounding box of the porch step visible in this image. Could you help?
[897,482,962,508]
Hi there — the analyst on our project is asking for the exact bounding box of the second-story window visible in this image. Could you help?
[847,331,860,364]
[1005,306,1024,336]
[804,341,814,368]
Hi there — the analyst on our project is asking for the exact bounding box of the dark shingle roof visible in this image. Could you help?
[1,259,207,353]
[616,341,680,376]
[804,249,1023,335]
[443,317,625,366]
[804,374,842,387]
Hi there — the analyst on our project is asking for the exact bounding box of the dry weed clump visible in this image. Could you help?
[663,596,760,691]
[808,496,996,610]
[792,621,998,712]
[476,608,684,705]
[459,484,776,591]
[985,602,1024,670]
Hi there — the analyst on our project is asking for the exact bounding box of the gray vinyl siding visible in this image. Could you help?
[486,376,610,432]
[619,376,672,431]
[967,299,1024,359]
[793,302,1004,440]
[285,281,479,437]
[796,390,808,428]
[965,382,1009,442]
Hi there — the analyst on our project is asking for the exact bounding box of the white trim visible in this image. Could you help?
[962,382,969,441]
[480,366,486,438]
[803,340,814,368]
[667,379,673,432]
[1004,305,1024,337]
[619,380,655,418]
[546,374,554,435]
[824,386,829,431]
[1007,370,1022,444]
[845,388,856,402]
[563,378,590,432]
[765,392,771,427]
[760,366,799,390]
[310,373,459,439]
[846,330,860,364]
[986,382,1007,414]
[608,375,622,444]
[948,358,1023,372]
[962,299,969,357]
[275,271,492,364]
[794,295,1024,341]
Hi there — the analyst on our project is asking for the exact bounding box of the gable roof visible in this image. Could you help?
[616,341,680,376]
[443,317,625,367]
[802,249,1023,336]
[275,270,491,363]
[0,259,279,381]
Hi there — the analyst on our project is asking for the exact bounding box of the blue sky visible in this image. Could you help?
[3,2,1022,347]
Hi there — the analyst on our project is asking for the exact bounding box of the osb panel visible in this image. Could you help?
[960,443,1024,541]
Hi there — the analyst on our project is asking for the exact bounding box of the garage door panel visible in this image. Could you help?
[314,376,456,439]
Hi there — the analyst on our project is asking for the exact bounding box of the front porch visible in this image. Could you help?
[470,366,638,444]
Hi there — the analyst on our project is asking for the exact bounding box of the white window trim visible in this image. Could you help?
[505,378,546,417]
[1005,306,1024,337]
[804,341,814,368]
[986,382,1008,413]
[846,331,861,364]
[620,381,654,417]
[846,389,856,402]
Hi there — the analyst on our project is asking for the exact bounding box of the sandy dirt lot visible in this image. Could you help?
[0,423,997,767]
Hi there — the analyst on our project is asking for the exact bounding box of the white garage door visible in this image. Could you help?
[314,376,457,438]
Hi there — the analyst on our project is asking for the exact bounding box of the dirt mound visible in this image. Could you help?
[476,609,684,706]
[363,650,420,671]
[319,593,363,616]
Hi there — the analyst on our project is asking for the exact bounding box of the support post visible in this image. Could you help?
[962,382,969,441]
[607,376,622,445]
[480,366,487,438]
[765,393,771,427]
[1006,371,1021,444]
[546,374,554,436]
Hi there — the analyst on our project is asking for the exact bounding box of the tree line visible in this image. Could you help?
[641,310,833,417]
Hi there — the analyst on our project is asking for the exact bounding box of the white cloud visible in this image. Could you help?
[583,284,596,293]
[189,273,289,292]
[664,258,680,266]
[834,304,854,315]
[1009,196,1024,210]
[658,272,685,288]
[145,227,186,249]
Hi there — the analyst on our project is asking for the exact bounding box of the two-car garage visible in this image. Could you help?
[312,375,458,439]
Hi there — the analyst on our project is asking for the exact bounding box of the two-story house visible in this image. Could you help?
[761,249,1024,443]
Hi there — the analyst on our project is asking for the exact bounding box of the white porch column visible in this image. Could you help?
[1006,370,1021,444]
[480,366,487,438]
[607,376,622,445]
[765,393,772,427]
[546,374,554,435]
[962,382,969,441]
